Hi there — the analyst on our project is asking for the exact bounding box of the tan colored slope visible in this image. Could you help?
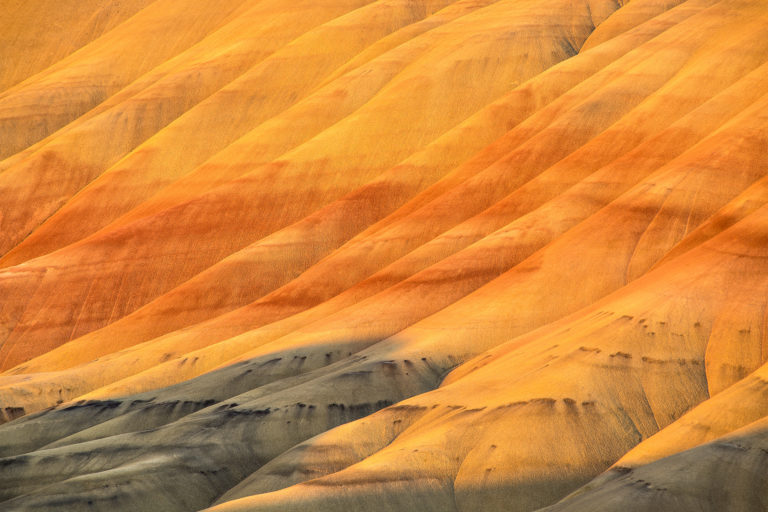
[66,0,605,232]
[612,360,768,469]
[544,327,768,507]
[652,175,768,268]
[543,416,768,511]
[0,200,754,507]
[0,0,300,256]
[582,0,687,51]
[2,199,765,509]
[0,0,249,162]
[203,199,768,512]
[1,0,674,374]
[203,59,768,381]
[8,0,722,360]
[0,0,717,400]
[370,89,768,387]
[0,0,467,265]
[0,0,619,372]
[0,1,767,511]
[564,174,768,468]
[0,0,155,93]
[4,0,768,427]
[0,0,759,414]
[0,144,763,508]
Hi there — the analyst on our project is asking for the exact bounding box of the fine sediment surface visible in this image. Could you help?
[1,1,767,511]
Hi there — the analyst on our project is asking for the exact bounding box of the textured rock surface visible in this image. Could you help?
[1,1,767,511]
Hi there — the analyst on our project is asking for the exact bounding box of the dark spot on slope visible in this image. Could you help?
[64,400,121,411]
[717,441,749,451]
[225,407,271,417]
[388,404,428,412]
[2,407,25,421]
[496,400,529,409]
[0,455,29,468]
[345,400,393,415]
[340,370,373,377]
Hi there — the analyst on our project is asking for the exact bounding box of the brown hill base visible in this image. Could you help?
[1,0,767,511]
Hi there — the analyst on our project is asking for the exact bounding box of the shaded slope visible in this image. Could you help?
[2,152,765,511]
[543,417,768,512]
[203,196,768,512]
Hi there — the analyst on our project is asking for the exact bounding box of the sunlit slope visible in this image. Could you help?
[198,111,768,512]
[0,0,621,371]
[202,224,768,511]
[0,1,767,512]
[0,145,765,511]
[0,0,251,163]
[544,418,768,511]
[1,0,764,413]
[0,0,466,264]
[0,0,155,93]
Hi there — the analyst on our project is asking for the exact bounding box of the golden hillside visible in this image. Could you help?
[1,0,767,510]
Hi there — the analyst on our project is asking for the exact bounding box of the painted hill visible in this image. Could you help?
[1,1,767,511]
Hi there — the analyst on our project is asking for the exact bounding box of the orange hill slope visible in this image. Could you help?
[0,0,620,370]
[1,1,768,511]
